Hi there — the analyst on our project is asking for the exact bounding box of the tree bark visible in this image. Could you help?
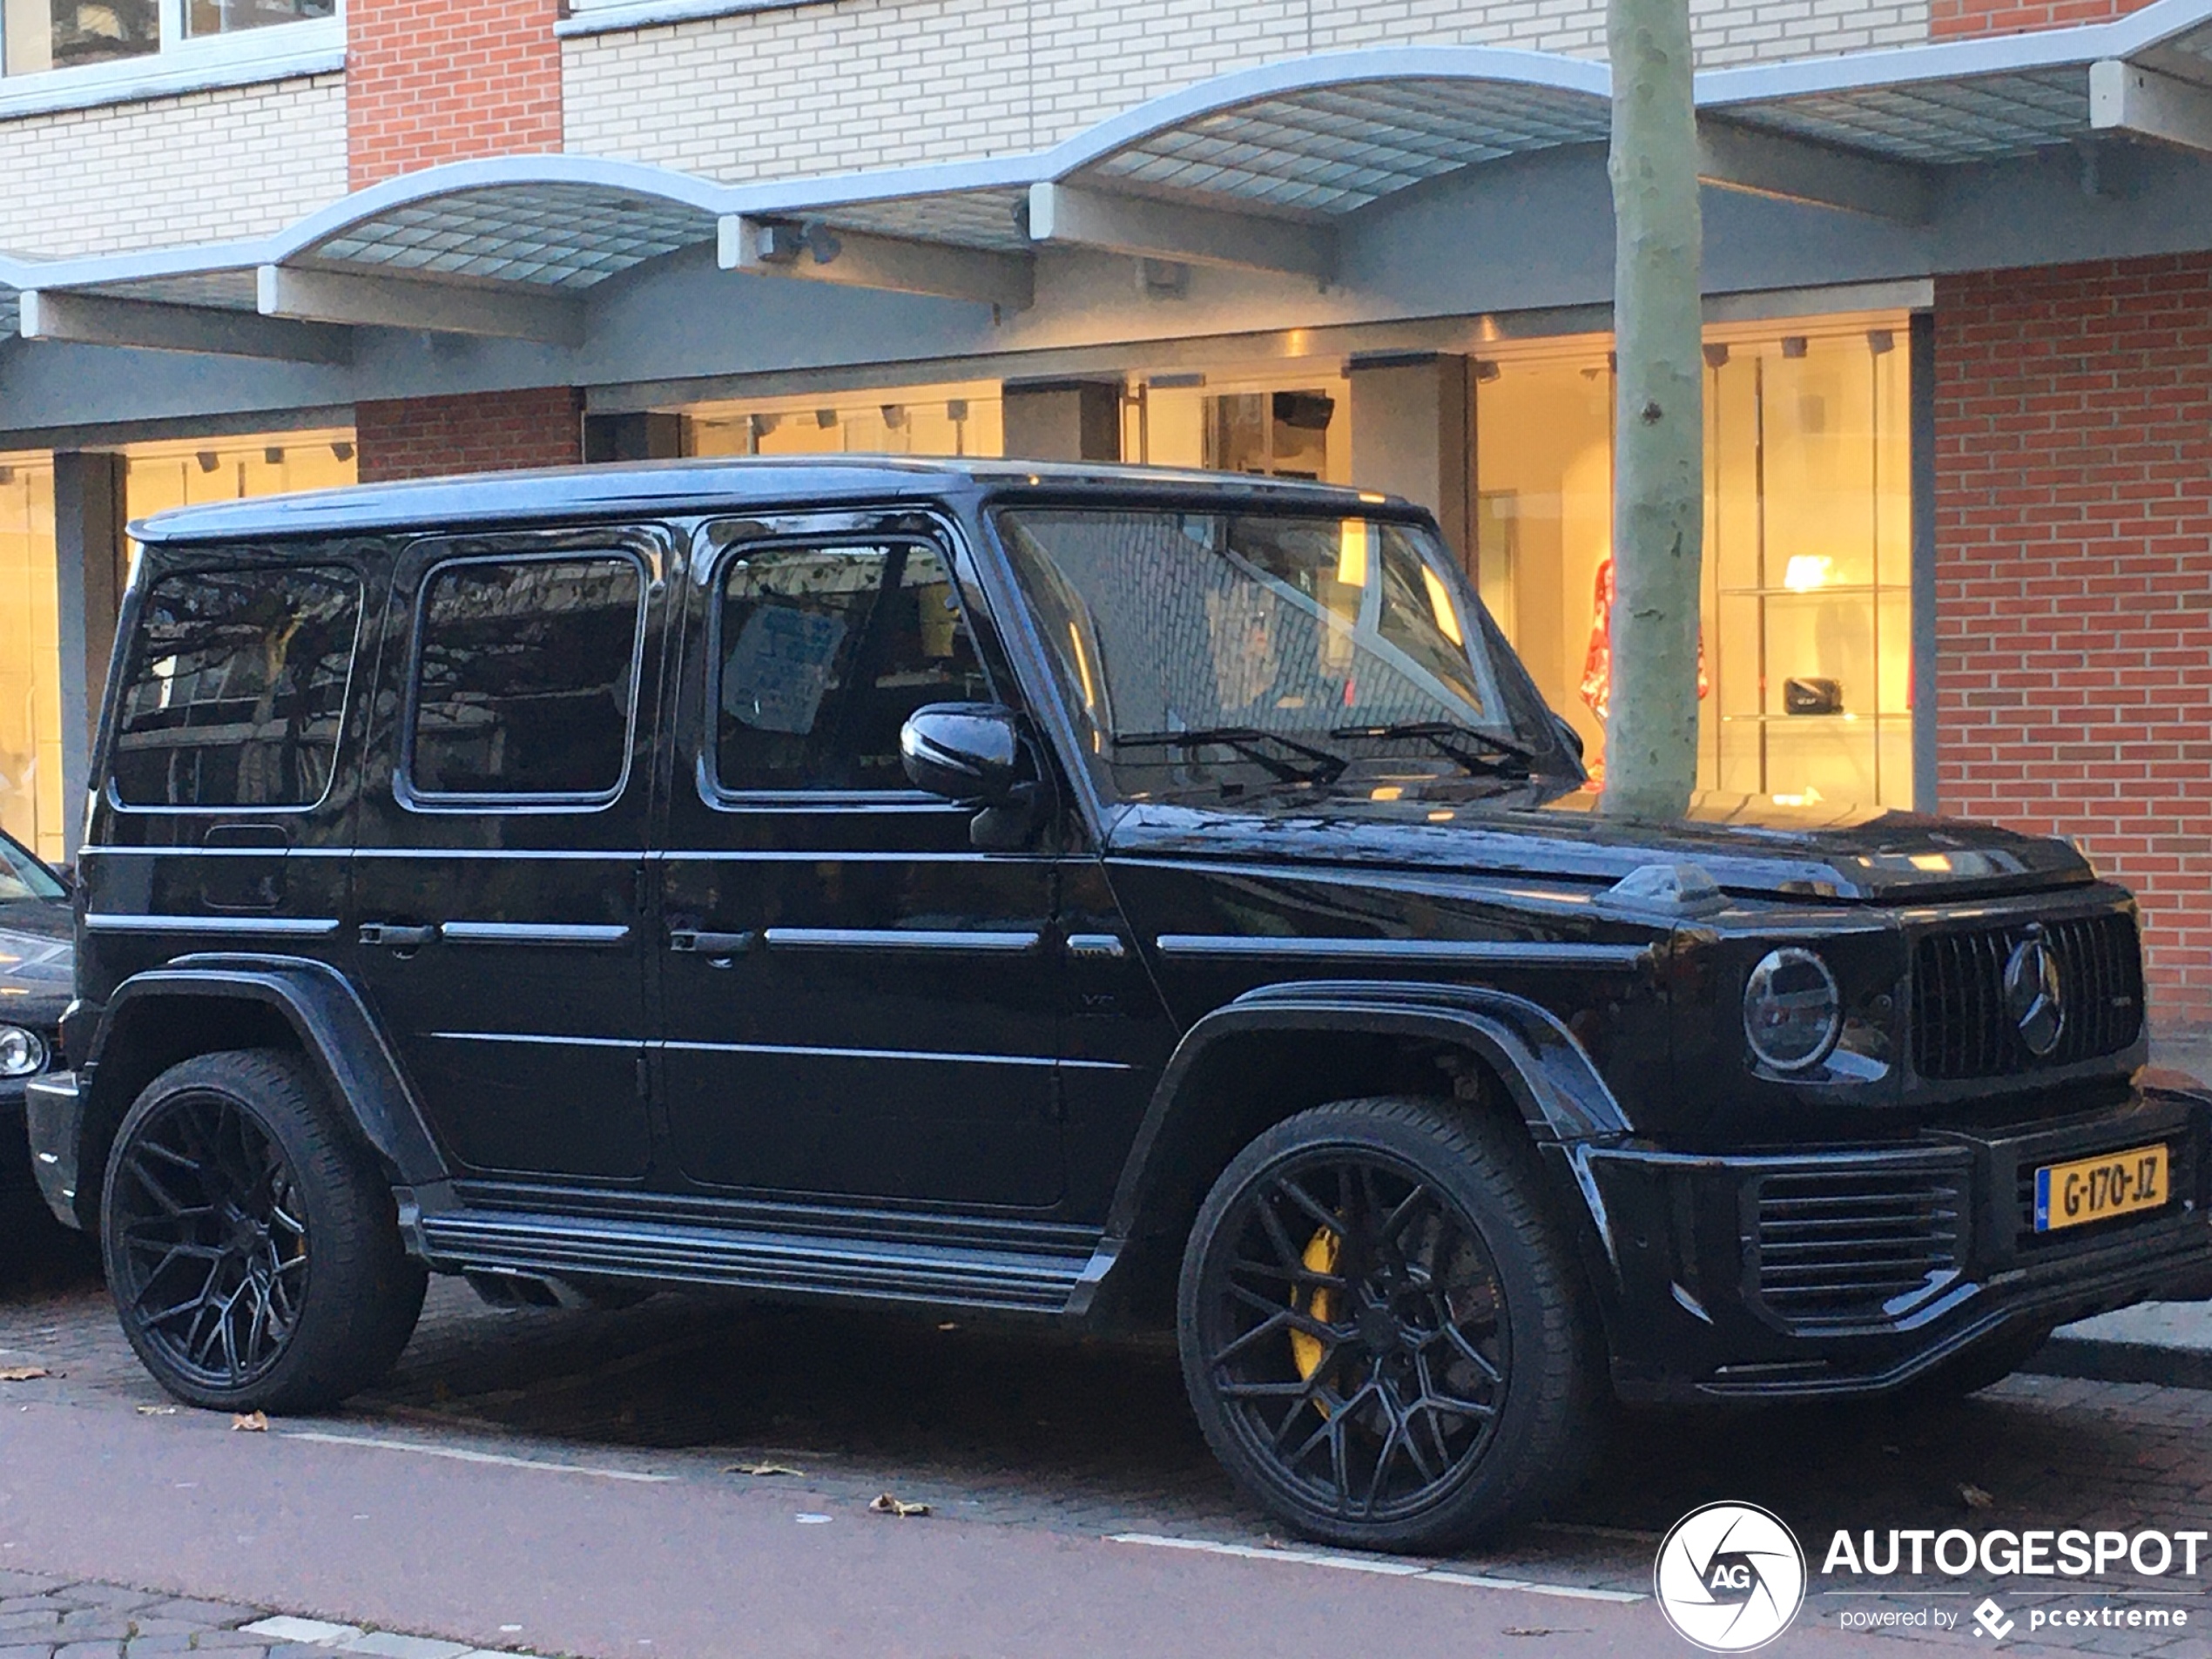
[1602,0,1704,819]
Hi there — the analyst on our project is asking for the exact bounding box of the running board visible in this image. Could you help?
[412,1208,1114,1315]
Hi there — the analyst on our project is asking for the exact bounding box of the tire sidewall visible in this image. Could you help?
[1177,1100,1586,1552]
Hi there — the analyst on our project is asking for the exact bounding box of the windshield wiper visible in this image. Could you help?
[1330,720,1537,776]
[1113,726,1348,786]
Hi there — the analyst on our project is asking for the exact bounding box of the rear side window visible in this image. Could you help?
[713,543,988,793]
[111,565,361,809]
[408,553,645,800]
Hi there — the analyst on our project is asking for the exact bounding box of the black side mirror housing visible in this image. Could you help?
[1552,713,1587,763]
[900,703,1028,806]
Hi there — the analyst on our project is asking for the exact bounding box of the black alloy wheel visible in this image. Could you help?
[108,1086,311,1392]
[103,1049,427,1413]
[1179,1096,1599,1552]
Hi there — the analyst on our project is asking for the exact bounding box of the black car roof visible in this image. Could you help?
[131,455,1415,545]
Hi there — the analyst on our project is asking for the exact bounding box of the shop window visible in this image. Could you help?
[111,564,361,811]
[686,385,1003,462]
[0,458,61,862]
[408,555,646,802]
[1474,323,1912,808]
[123,432,358,544]
[711,543,988,794]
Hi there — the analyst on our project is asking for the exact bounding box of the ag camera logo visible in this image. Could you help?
[1656,1501,1808,1651]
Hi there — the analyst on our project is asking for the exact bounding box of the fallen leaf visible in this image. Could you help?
[1502,1629,1555,1639]
[231,1411,269,1433]
[935,1322,959,1332]
[135,1405,178,1417]
[868,1494,930,1518]
[725,1461,802,1478]
[0,1367,50,1382]
[1960,1484,1994,1511]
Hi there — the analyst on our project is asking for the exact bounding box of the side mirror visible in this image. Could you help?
[1552,713,1587,763]
[900,703,1028,805]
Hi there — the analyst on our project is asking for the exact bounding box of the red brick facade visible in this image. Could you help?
[1931,0,2152,35]
[1933,254,2212,1024]
[354,388,583,482]
[347,0,563,190]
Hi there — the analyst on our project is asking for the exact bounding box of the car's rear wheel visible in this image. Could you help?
[1177,1096,1601,1553]
[102,1049,426,1413]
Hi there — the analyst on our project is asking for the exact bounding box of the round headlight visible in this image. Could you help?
[0,1025,45,1079]
[1743,948,1842,1074]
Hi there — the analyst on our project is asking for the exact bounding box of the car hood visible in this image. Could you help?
[1102,787,2094,903]
[0,900,74,1027]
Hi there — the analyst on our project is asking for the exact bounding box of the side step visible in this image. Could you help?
[415,1208,1111,1314]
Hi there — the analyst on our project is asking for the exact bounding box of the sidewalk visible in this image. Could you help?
[2025,1026,2212,1389]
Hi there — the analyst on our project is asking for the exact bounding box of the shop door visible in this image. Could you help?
[349,532,669,1181]
[656,523,1064,1209]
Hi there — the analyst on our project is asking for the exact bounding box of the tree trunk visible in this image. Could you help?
[1602,0,1704,819]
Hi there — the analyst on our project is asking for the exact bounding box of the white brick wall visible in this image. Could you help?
[563,0,1931,178]
[0,74,344,259]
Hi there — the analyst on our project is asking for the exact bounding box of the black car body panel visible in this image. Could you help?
[0,885,71,1196]
[33,456,2212,1404]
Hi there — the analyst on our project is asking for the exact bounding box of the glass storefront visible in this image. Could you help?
[0,455,60,863]
[668,320,1911,808]
[1474,315,1912,806]
[123,429,358,536]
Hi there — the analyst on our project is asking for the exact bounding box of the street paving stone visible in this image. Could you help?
[6,1229,2212,1653]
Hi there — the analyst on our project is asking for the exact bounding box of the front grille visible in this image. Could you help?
[1912,914,2142,1081]
[1750,1166,1964,1328]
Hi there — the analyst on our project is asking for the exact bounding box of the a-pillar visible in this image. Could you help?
[1346,353,1472,565]
[51,451,127,865]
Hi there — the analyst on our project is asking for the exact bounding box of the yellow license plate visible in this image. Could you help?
[2033,1143,2168,1233]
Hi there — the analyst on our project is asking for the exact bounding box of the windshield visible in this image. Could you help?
[994,508,1574,802]
[0,831,64,903]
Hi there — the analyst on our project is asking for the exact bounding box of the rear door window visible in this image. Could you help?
[407,553,647,802]
[111,564,362,810]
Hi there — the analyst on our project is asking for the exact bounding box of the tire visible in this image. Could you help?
[1177,1096,1601,1554]
[101,1049,428,1413]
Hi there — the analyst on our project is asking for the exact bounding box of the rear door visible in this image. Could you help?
[347,529,670,1182]
[655,513,1065,1209]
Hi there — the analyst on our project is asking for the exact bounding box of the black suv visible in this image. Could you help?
[28,457,2212,1551]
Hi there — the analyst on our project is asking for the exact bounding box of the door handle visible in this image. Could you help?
[360,922,439,949]
[668,929,756,960]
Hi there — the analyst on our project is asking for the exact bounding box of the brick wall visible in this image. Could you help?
[0,76,343,259]
[563,0,1929,178]
[1931,0,2148,34]
[348,0,563,189]
[1934,254,2212,1025]
[354,388,583,482]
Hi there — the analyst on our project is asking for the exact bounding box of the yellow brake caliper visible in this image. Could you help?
[1288,1226,1340,1383]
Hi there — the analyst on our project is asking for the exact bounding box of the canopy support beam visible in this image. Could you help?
[2090,57,2212,154]
[1696,117,1935,222]
[258,265,585,346]
[18,289,353,364]
[1026,181,1338,282]
[719,216,1034,313]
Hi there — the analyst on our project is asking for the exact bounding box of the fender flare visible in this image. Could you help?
[81,952,448,1188]
[1103,977,1635,1241]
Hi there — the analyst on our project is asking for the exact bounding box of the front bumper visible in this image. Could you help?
[23,1069,83,1229]
[1578,1083,2212,1403]
[0,1076,26,1194]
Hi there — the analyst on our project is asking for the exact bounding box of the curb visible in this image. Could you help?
[2019,1337,2212,1392]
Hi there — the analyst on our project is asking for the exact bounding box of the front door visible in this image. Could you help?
[349,529,668,1182]
[657,516,1064,1209]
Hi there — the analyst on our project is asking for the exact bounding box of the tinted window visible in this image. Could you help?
[111,565,361,809]
[409,555,644,799]
[715,543,988,792]
[0,830,64,902]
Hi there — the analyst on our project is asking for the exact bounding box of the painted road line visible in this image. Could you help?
[1108,1533,1647,1603]
[282,1430,678,1483]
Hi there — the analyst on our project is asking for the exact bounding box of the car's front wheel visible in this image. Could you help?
[101,1049,427,1413]
[1177,1096,1601,1553]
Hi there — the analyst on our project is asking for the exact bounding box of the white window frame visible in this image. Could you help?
[0,0,340,122]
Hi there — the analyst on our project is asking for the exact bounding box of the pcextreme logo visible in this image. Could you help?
[1655,1501,1809,1652]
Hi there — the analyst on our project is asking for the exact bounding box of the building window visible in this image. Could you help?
[1473,318,1913,807]
[686,381,1006,462]
[1,0,335,89]
[0,457,60,864]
